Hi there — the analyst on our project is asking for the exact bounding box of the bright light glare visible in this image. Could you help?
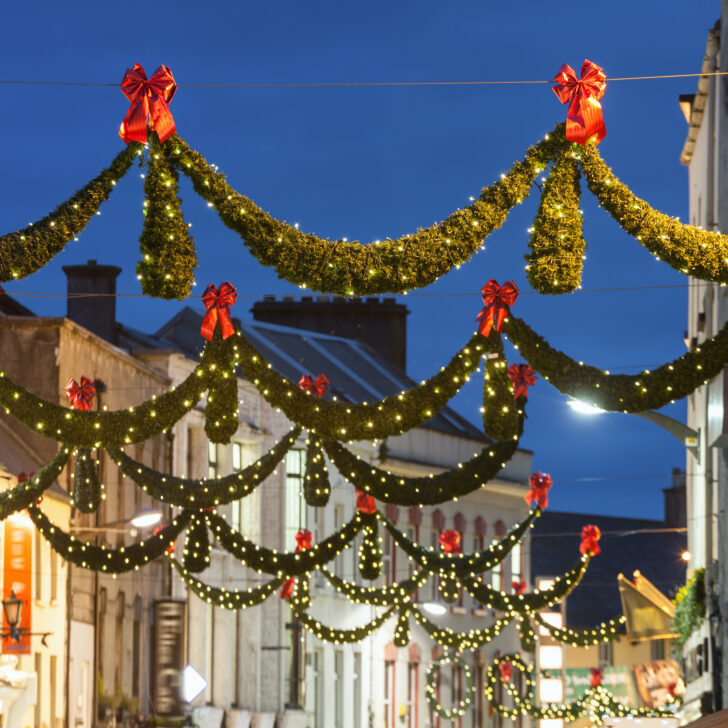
[567,398,606,415]
[422,601,448,616]
[681,550,691,562]
[129,508,162,529]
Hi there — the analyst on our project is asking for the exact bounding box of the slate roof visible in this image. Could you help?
[147,306,488,442]
[530,510,687,628]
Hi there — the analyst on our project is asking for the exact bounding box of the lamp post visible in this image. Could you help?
[0,590,51,646]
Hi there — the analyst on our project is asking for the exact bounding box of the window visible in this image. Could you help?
[491,542,502,592]
[353,652,362,728]
[207,442,218,479]
[598,640,613,667]
[511,541,522,583]
[407,662,418,728]
[384,660,395,728]
[313,648,324,728]
[651,639,666,661]
[231,442,258,532]
[334,649,344,728]
[285,450,307,547]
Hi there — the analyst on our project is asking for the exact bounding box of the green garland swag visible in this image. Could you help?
[462,554,590,612]
[532,612,624,647]
[0,332,235,447]
[0,145,139,283]
[518,614,537,652]
[411,605,512,650]
[505,314,728,412]
[578,141,728,285]
[293,605,397,644]
[481,345,521,442]
[525,152,586,294]
[304,435,331,507]
[379,508,539,575]
[204,333,242,444]
[320,568,428,607]
[0,447,69,519]
[166,131,566,296]
[27,506,191,573]
[170,558,285,609]
[207,510,366,576]
[233,329,497,441]
[486,654,677,724]
[425,653,475,720]
[108,427,301,509]
[182,512,212,573]
[393,608,411,647]
[324,387,524,507]
[358,519,383,580]
[138,137,198,300]
[72,447,103,513]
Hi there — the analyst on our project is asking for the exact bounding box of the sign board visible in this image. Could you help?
[152,600,186,716]
[565,666,639,706]
[2,513,33,654]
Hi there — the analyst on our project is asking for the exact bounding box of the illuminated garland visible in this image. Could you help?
[304,435,331,507]
[411,606,512,650]
[320,568,429,606]
[0,447,69,519]
[203,334,242,443]
[505,314,728,412]
[207,511,366,576]
[481,348,522,441]
[182,512,212,573]
[532,612,625,646]
[166,131,566,296]
[27,506,191,572]
[526,152,585,294]
[72,447,103,513]
[379,508,539,574]
[425,653,475,720]
[233,330,497,441]
[108,427,301,509]
[0,145,139,283]
[294,606,397,644]
[518,615,537,652]
[138,136,198,300]
[358,518,383,580]
[578,141,728,284]
[170,558,285,608]
[485,654,677,725]
[0,332,235,447]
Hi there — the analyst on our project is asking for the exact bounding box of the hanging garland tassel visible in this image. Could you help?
[425,653,475,720]
[204,332,241,444]
[358,517,383,581]
[137,135,198,299]
[393,609,411,647]
[526,152,586,294]
[438,572,461,604]
[72,448,103,514]
[182,513,212,573]
[303,435,331,507]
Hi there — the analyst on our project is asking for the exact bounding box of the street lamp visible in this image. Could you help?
[421,601,448,616]
[69,507,163,536]
[1,590,50,646]
[129,507,163,530]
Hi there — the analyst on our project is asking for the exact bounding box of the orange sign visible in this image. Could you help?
[3,513,33,654]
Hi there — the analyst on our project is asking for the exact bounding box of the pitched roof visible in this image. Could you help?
[530,510,687,628]
[152,306,488,442]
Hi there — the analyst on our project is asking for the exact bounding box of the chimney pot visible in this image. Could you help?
[62,261,121,343]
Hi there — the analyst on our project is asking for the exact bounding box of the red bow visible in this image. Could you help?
[666,682,677,698]
[512,580,527,595]
[356,490,377,515]
[17,471,35,484]
[66,376,96,410]
[279,577,295,600]
[201,282,238,341]
[525,471,552,510]
[477,279,519,337]
[119,63,177,145]
[299,373,329,398]
[439,530,462,555]
[553,60,607,146]
[498,661,513,682]
[590,668,602,688]
[508,363,536,400]
[295,529,313,552]
[580,524,602,556]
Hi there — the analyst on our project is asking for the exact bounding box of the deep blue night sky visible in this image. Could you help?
[0,1,721,519]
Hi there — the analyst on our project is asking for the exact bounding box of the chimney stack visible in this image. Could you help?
[62,260,121,343]
[663,467,687,528]
[251,296,409,371]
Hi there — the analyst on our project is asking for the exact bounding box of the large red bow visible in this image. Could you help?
[279,577,295,600]
[299,373,329,398]
[439,530,462,555]
[498,661,513,682]
[580,524,602,556]
[553,60,607,146]
[507,363,536,400]
[66,376,96,410]
[477,279,519,337]
[201,282,238,341]
[590,668,602,688]
[295,529,313,552]
[119,63,177,145]
[512,580,527,595]
[356,490,377,514]
[525,471,552,510]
